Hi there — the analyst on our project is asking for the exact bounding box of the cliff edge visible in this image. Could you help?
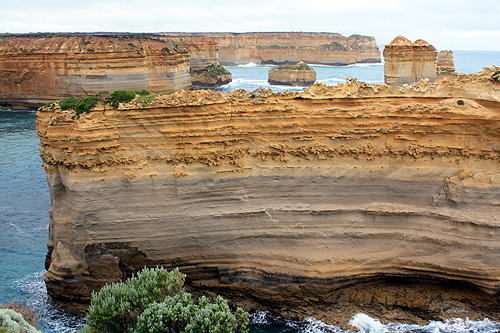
[38,67,500,326]
[0,34,191,109]
[190,32,381,66]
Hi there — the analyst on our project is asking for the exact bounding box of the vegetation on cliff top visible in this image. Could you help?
[190,62,231,76]
[274,62,312,71]
[46,90,155,120]
[80,267,249,333]
[320,41,347,51]
[493,71,500,82]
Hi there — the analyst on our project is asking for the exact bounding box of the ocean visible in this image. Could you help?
[0,51,499,332]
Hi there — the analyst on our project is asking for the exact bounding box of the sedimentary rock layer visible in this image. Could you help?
[38,67,500,325]
[180,32,380,65]
[0,34,191,109]
[159,35,219,70]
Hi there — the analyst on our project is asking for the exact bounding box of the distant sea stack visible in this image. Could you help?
[184,32,381,66]
[436,50,459,80]
[268,61,316,86]
[383,36,437,86]
[0,34,191,109]
[160,34,232,88]
[39,66,500,326]
[190,62,232,88]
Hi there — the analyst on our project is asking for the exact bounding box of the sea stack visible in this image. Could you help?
[268,61,316,86]
[383,36,437,86]
[190,62,232,88]
[436,50,458,80]
[0,34,191,109]
[38,66,500,326]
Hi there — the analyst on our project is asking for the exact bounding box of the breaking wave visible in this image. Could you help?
[12,271,85,333]
[250,311,500,333]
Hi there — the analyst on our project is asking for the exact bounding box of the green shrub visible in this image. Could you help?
[184,296,249,333]
[75,96,97,116]
[0,309,41,333]
[82,267,248,333]
[275,62,311,71]
[320,41,347,51]
[191,62,231,76]
[492,71,500,82]
[0,303,38,328]
[108,90,139,108]
[59,96,78,110]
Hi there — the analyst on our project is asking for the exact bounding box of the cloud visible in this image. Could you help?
[0,0,499,50]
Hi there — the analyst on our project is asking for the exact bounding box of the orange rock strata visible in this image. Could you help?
[0,34,191,109]
[184,32,381,65]
[37,67,500,326]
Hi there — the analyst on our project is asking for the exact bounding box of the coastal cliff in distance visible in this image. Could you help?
[182,32,381,65]
[0,34,191,109]
[38,67,500,326]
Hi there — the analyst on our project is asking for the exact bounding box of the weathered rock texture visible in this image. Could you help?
[186,32,380,65]
[0,34,191,109]
[38,66,500,326]
[268,61,316,86]
[159,35,219,70]
[383,36,437,86]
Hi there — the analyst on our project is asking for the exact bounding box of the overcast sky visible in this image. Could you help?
[1,0,499,51]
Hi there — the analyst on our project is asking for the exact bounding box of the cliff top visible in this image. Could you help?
[0,33,187,55]
[40,66,500,118]
[386,36,435,50]
[388,35,412,46]
[272,61,313,71]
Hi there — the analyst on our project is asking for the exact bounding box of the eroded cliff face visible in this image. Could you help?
[196,32,381,65]
[38,67,500,326]
[159,35,219,70]
[0,34,191,109]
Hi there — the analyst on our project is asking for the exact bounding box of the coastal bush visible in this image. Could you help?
[0,308,41,333]
[162,42,179,54]
[0,303,39,327]
[190,62,231,76]
[320,41,347,51]
[75,96,97,117]
[108,90,136,108]
[108,90,150,108]
[82,267,249,333]
[275,62,312,71]
[492,71,500,82]
[59,96,78,111]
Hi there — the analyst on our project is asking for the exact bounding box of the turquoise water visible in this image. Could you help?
[1,51,500,332]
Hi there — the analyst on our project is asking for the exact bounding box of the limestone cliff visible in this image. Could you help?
[268,61,316,86]
[190,32,380,65]
[159,35,219,70]
[0,34,191,109]
[38,67,500,326]
[383,36,437,86]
